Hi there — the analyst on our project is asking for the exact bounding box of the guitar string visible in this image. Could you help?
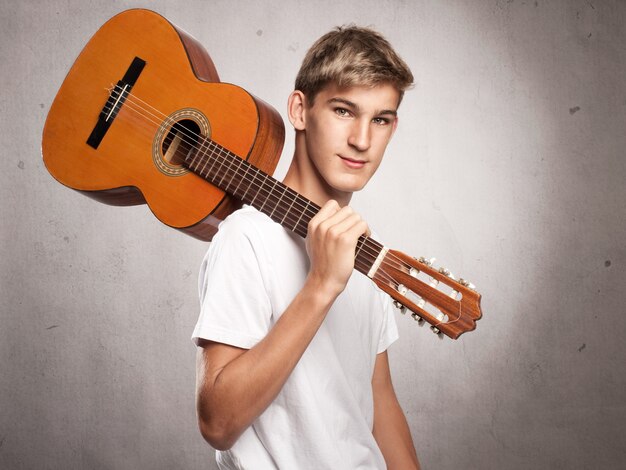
[101,85,462,323]
[102,86,405,271]
[102,87,453,298]
[102,86,461,319]
[104,93,459,330]
[114,94,436,294]
[103,85,416,278]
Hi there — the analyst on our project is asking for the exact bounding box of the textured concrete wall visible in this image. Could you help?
[1,1,624,469]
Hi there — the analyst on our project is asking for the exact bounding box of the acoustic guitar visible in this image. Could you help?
[42,9,482,339]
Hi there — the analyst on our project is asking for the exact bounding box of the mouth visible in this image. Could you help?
[339,155,367,169]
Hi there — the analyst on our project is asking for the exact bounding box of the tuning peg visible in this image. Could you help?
[438,267,456,280]
[431,325,441,335]
[411,313,425,324]
[393,284,408,313]
[418,257,435,266]
[396,284,408,295]
[409,267,419,278]
[459,278,476,290]
[393,300,406,313]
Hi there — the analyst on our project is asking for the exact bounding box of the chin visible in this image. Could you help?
[329,177,369,195]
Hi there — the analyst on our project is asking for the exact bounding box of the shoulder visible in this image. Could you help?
[198,207,274,295]
[213,206,275,243]
[205,205,291,266]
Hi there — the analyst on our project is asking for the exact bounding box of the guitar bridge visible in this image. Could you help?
[86,56,146,149]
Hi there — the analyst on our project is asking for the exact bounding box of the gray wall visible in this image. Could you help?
[1,0,624,468]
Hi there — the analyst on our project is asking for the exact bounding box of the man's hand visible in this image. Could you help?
[305,200,370,297]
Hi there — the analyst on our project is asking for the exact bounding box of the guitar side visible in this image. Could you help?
[42,9,284,241]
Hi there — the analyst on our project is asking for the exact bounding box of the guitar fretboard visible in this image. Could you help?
[184,136,384,277]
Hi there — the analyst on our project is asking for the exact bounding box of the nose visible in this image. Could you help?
[348,119,371,152]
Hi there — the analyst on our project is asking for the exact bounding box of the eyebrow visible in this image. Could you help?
[327,97,398,117]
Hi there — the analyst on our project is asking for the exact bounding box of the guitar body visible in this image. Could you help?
[42,9,284,241]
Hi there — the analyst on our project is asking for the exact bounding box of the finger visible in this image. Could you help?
[317,200,341,218]
[342,217,369,244]
[345,218,369,240]
[326,212,362,236]
[327,214,369,245]
[319,205,358,229]
[312,204,355,238]
[309,200,340,229]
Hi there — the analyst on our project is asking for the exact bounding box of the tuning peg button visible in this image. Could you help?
[418,257,435,266]
[459,278,476,289]
[394,284,408,313]
[431,326,440,335]
[393,300,406,313]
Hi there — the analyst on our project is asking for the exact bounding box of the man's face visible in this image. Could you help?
[301,82,400,198]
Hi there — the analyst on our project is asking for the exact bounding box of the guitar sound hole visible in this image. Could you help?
[161,119,201,167]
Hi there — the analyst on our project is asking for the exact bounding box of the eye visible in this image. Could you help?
[334,107,351,117]
[372,117,391,126]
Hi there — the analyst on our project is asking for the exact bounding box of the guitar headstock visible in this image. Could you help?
[372,249,482,339]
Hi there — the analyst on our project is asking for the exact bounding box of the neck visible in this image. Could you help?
[282,134,352,207]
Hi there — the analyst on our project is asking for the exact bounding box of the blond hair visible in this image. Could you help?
[295,25,414,105]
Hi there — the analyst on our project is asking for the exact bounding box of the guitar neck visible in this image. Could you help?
[184,137,385,277]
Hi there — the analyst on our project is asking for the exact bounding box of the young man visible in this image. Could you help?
[193,26,419,469]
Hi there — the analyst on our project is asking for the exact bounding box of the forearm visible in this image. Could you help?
[196,277,337,449]
[372,352,420,469]
[373,395,420,469]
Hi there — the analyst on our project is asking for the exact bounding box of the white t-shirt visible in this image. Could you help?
[192,206,398,470]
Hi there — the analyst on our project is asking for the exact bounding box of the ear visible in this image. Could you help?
[287,90,307,131]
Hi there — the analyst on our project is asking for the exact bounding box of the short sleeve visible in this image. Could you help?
[376,287,399,354]
[192,213,272,349]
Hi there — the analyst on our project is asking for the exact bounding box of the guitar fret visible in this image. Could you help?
[294,198,310,234]
[224,154,243,194]
[274,184,297,225]
[259,178,277,213]
[233,159,250,198]
[248,167,263,206]
[240,165,256,202]
[281,188,297,228]
[197,139,214,176]
[217,150,234,188]
[198,137,212,168]
[187,142,200,169]
[204,142,222,181]
[216,148,231,184]
[268,182,285,219]
[355,236,366,259]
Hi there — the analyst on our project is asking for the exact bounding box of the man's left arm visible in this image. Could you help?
[372,350,421,470]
